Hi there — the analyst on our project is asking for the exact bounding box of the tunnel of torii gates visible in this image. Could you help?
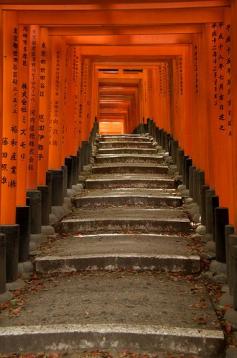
[0,0,237,235]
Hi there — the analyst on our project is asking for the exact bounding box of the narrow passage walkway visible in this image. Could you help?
[0,134,224,357]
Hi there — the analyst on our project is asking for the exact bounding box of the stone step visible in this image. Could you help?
[94,154,164,164]
[98,147,158,155]
[97,141,156,149]
[92,163,169,175]
[97,135,152,142]
[35,233,200,274]
[0,272,224,356]
[59,208,191,234]
[85,174,176,189]
[35,254,200,274]
[72,189,182,208]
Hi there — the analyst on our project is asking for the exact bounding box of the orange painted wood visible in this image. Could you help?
[0,1,229,11]
[26,25,40,190]
[17,8,225,26]
[65,34,194,45]
[37,27,50,185]
[48,24,203,36]
[1,11,18,224]
[0,8,3,219]
[48,36,66,170]
[231,0,237,226]
[99,121,124,135]
[16,25,30,205]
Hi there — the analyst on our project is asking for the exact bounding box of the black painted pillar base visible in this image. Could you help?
[184,158,192,188]
[197,171,205,206]
[0,233,6,294]
[76,150,80,178]
[65,157,73,189]
[193,169,199,203]
[170,140,178,163]
[189,166,196,198]
[215,207,229,263]
[49,169,64,206]
[80,141,87,172]
[225,226,235,293]
[177,149,184,175]
[205,189,216,234]
[62,165,68,197]
[38,185,50,226]
[16,206,30,262]
[26,190,42,234]
[85,142,92,165]
[232,245,237,309]
[46,171,53,210]
[201,185,209,225]
[0,225,19,283]
[71,156,78,185]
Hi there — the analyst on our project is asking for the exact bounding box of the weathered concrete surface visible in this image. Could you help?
[35,254,200,273]
[92,163,169,175]
[37,233,199,257]
[0,272,224,355]
[0,323,224,356]
[72,188,182,208]
[59,207,191,234]
[98,135,152,142]
[94,154,164,164]
[0,271,222,327]
[98,147,158,155]
[85,173,175,189]
[97,141,158,149]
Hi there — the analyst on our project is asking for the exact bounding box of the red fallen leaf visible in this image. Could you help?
[224,321,232,334]
[11,307,21,316]
[48,353,60,358]
[195,316,208,325]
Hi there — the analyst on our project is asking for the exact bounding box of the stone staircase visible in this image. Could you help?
[0,134,224,357]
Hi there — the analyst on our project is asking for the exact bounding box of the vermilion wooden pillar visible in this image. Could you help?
[1,11,18,224]
[204,22,234,223]
[48,36,66,170]
[231,0,237,226]
[26,25,40,190]
[80,58,91,141]
[16,25,30,206]
[71,47,81,154]
[0,7,3,219]
[37,27,50,186]
[62,45,73,159]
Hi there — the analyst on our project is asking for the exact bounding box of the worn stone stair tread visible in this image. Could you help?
[98,141,157,148]
[87,173,172,179]
[72,189,182,208]
[98,148,158,154]
[37,233,194,257]
[0,272,224,355]
[60,208,191,234]
[95,154,163,159]
[74,189,181,199]
[0,324,224,356]
[92,163,169,174]
[65,207,189,220]
[98,136,152,142]
[94,154,164,164]
[97,138,157,148]
[85,174,175,189]
[92,163,168,168]
[35,233,200,273]
[35,254,200,274]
